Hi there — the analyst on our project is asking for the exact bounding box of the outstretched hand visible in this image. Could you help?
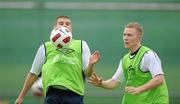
[125,86,142,95]
[89,51,100,65]
[88,72,103,87]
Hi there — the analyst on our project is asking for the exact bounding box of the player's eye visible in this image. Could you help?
[127,33,133,36]
[66,22,71,26]
[58,22,64,26]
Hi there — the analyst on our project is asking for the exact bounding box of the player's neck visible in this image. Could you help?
[130,44,141,54]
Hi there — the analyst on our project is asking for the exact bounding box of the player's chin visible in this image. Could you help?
[124,45,129,48]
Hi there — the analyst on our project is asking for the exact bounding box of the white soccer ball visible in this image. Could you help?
[50,26,72,48]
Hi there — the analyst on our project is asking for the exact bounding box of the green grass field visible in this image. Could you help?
[0,64,179,104]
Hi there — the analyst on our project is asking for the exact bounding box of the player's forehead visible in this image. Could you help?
[56,17,71,23]
[123,27,137,34]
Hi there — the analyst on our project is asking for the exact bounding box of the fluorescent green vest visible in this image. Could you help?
[122,46,169,104]
[42,39,84,95]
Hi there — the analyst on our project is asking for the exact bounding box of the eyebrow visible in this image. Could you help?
[123,33,133,36]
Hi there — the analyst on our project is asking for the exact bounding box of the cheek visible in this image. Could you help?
[67,27,72,31]
[55,24,63,28]
[132,38,139,44]
[129,38,137,44]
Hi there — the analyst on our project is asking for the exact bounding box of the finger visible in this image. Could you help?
[94,50,100,54]
[88,80,98,86]
[94,51,100,57]
[125,87,136,94]
[131,91,138,95]
[129,90,137,95]
[88,80,93,84]
[91,74,96,79]
[127,89,134,93]
[88,77,94,81]
[125,86,133,89]
[90,72,97,79]
[88,79,96,84]
[126,89,133,93]
[93,72,98,78]
[125,87,133,92]
[93,50,100,56]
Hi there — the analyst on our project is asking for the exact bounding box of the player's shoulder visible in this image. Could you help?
[143,50,160,61]
[144,50,157,56]
[81,40,88,46]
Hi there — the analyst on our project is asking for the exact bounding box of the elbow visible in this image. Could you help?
[159,78,164,86]
[157,80,164,87]
[155,75,164,86]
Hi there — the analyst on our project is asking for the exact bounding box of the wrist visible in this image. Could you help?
[88,62,94,67]
[99,81,103,88]
[138,86,145,93]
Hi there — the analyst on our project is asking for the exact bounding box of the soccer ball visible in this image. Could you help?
[50,26,72,48]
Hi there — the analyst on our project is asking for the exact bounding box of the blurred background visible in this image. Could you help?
[0,0,180,104]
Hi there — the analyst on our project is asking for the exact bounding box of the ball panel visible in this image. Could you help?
[52,33,61,42]
[63,36,70,43]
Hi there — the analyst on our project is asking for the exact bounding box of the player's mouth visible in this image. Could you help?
[124,41,128,45]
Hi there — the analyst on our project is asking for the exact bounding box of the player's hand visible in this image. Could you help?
[15,97,23,104]
[125,86,142,95]
[88,72,103,87]
[89,51,100,65]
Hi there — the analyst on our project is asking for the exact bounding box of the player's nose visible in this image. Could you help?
[63,24,67,27]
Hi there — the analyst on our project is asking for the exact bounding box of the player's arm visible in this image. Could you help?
[101,79,120,89]
[89,60,123,89]
[139,74,164,91]
[84,51,100,77]
[15,45,45,104]
[82,41,100,77]
[126,74,164,94]
[89,72,120,89]
[15,73,38,104]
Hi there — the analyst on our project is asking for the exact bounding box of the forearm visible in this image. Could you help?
[84,64,94,77]
[101,79,119,90]
[85,51,100,77]
[139,75,164,92]
[18,73,38,99]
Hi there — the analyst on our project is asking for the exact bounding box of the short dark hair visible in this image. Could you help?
[54,16,71,27]
[56,16,70,20]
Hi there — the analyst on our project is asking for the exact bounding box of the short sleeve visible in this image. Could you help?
[140,51,164,77]
[112,60,125,83]
[82,41,91,71]
[30,44,45,75]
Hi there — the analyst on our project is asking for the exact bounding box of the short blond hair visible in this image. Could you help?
[125,22,144,35]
